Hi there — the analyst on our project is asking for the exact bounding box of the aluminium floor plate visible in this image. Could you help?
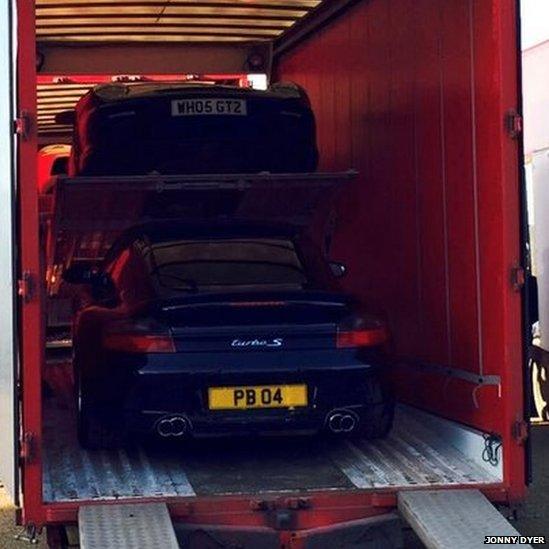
[43,400,499,503]
[43,403,196,501]
[327,411,495,489]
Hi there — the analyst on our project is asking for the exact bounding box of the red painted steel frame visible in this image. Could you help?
[17,0,44,527]
[16,0,525,529]
[41,485,509,529]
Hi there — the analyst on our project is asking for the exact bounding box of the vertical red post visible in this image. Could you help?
[17,0,45,525]
[496,0,527,502]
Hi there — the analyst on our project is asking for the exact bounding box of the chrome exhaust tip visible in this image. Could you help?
[326,409,359,434]
[156,416,190,438]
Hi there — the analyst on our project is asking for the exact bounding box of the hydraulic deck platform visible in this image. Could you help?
[42,171,355,296]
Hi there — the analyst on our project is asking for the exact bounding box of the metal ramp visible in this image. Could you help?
[398,489,530,549]
[79,503,179,549]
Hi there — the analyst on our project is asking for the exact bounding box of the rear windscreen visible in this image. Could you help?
[144,238,307,293]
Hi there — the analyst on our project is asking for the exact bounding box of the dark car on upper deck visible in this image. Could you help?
[64,221,394,449]
[65,82,319,177]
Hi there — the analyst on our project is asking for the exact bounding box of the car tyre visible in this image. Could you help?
[77,380,123,450]
[354,400,395,440]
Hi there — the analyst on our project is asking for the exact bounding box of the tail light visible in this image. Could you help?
[337,314,388,349]
[103,318,176,354]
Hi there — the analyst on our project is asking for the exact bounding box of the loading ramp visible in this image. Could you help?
[398,489,530,549]
[79,503,178,549]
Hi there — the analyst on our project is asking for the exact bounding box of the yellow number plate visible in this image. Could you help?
[208,384,308,410]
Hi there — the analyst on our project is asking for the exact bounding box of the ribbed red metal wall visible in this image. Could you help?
[276,0,524,494]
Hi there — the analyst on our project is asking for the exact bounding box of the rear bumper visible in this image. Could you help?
[84,350,393,437]
[133,400,392,438]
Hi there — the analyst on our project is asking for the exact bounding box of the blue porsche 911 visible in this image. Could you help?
[65,221,394,449]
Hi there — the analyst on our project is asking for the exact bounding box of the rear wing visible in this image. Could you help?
[42,171,356,295]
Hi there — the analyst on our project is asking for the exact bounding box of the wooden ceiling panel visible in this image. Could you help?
[36,0,325,44]
[37,26,282,37]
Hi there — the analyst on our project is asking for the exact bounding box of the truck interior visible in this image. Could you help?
[25,0,524,514]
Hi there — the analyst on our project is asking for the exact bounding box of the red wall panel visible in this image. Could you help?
[275,0,523,476]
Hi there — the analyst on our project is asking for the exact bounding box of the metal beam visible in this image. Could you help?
[38,42,272,75]
[273,0,362,58]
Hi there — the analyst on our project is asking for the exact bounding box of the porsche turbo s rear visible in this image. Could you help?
[72,223,393,448]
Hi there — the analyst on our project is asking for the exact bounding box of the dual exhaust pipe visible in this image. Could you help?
[156,410,359,437]
[155,415,191,438]
[326,409,359,434]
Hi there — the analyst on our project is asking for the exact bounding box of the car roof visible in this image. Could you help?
[89,82,303,104]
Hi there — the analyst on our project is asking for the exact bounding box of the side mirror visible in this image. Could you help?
[329,262,347,278]
[63,265,116,301]
[55,109,76,126]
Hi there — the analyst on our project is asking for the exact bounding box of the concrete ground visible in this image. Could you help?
[515,423,549,541]
[1,424,548,548]
[0,487,46,549]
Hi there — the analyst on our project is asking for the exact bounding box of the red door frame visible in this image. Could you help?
[488,0,527,502]
[17,0,44,526]
[15,0,525,528]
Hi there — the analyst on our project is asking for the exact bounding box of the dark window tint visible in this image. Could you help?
[140,238,307,294]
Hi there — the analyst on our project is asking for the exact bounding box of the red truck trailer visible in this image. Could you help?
[0,0,532,547]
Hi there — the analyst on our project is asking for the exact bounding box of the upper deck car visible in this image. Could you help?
[67,82,319,176]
